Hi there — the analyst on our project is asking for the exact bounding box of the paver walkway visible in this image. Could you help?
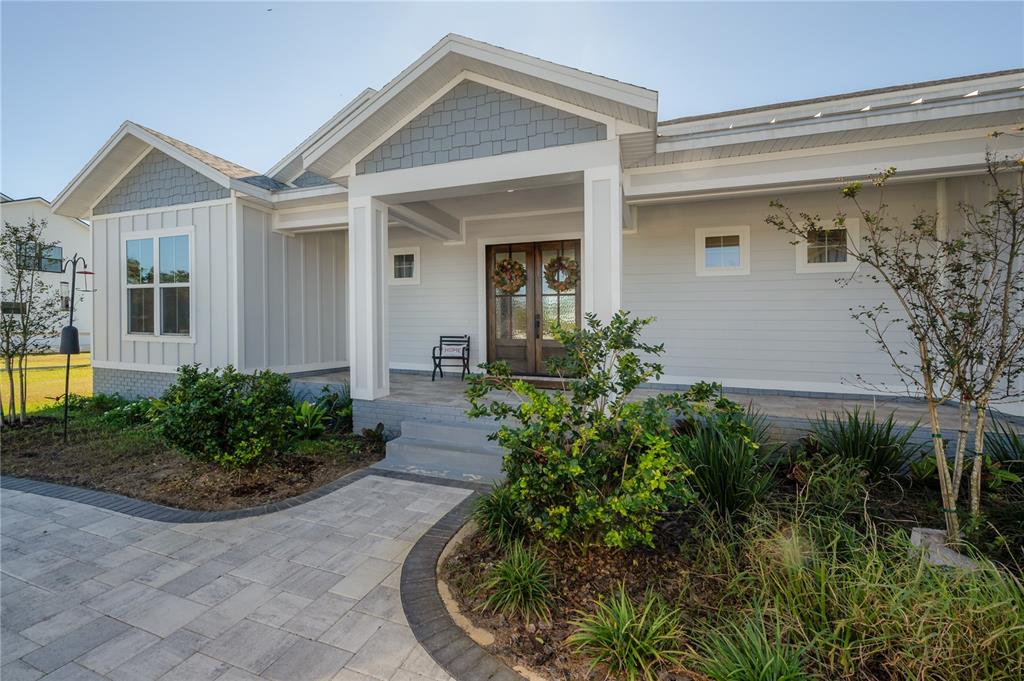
[1,475,472,681]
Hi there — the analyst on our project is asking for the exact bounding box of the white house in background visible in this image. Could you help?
[50,35,1024,417]
[1,193,93,350]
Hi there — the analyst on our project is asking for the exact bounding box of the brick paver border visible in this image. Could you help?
[401,493,524,681]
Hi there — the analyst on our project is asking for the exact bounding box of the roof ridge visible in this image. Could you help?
[132,122,262,179]
[658,68,1024,126]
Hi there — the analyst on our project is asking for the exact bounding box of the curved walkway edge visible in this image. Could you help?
[402,496,524,681]
[0,468,484,523]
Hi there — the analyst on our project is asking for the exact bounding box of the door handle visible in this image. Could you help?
[534,314,541,336]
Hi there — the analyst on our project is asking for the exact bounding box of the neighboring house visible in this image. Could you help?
[51,35,1024,417]
[1,193,92,350]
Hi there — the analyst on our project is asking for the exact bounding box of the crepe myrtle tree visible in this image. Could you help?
[0,219,64,426]
[766,147,1023,542]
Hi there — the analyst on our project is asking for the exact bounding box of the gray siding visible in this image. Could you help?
[91,201,235,371]
[94,149,229,216]
[239,205,347,372]
[355,81,607,175]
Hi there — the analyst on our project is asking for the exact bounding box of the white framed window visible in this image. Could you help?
[389,247,420,285]
[795,218,860,273]
[121,226,194,342]
[695,225,750,276]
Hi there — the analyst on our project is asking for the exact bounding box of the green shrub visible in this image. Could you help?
[101,398,156,428]
[675,412,774,523]
[316,384,353,435]
[569,586,685,681]
[467,312,706,549]
[809,408,921,480]
[292,401,326,440]
[472,483,527,547]
[697,615,806,681]
[155,364,294,467]
[477,541,553,623]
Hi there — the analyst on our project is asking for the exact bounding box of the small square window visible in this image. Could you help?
[695,226,750,276]
[807,229,847,264]
[389,248,420,285]
[796,219,859,273]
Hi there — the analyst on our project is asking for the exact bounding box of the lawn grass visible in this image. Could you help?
[3,364,92,412]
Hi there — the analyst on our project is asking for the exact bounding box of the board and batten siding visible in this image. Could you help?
[238,204,346,372]
[387,210,583,369]
[91,200,235,371]
[622,181,946,394]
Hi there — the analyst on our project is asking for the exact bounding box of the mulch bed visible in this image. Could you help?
[1,415,383,511]
[441,528,715,681]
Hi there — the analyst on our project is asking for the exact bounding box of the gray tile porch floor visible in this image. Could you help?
[1,475,470,681]
[294,369,966,426]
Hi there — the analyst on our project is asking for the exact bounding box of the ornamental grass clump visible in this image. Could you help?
[696,614,807,681]
[472,483,527,547]
[809,408,921,480]
[467,312,748,549]
[569,586,685,681]
[477,541,553,623]
[738,509,1024,680]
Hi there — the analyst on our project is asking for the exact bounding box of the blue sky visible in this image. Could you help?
[2,1,1021,202]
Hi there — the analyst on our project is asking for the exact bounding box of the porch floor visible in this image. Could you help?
[293,369,972,427]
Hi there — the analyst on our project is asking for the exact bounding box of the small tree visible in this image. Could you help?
[766,151,1023,542]
[0,219,64,425]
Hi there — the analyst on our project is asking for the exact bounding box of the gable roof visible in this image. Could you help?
[294,34,659,179]
[52,121,284,218]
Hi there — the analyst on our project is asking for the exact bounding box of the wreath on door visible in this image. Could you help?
[493,258,527,294]
[543,254,579,292]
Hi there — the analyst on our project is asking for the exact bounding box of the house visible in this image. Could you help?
[1,193,93,350]
[51,35,1024,425]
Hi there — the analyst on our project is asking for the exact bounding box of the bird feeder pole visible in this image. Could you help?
[59,254,90,442]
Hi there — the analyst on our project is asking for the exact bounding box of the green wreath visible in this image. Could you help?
[493,258,527,294]
[544,255,579,292]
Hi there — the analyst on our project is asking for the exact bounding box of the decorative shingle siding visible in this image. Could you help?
[93,149,229,215]
[355,81,607,175]
[291,171,334,187]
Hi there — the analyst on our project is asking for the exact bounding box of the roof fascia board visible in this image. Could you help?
[127,123,234,187]
[269,184,347,204]
[629,126,1011,178]
[658,70,1023,133]
[52,123,135,214]
[657,92,1024,153]
[303,35,656,173]
[86,143,154,213]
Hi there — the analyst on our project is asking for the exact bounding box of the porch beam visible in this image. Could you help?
[348,196,390,400]
[583,165,623,322]
[388,201,461,241]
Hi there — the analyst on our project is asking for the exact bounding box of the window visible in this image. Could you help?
[695,226,750,276]
[389,247,420,285]
[124,229,192,338]
[795,219,860,273]
[2,301,26,315]
[17,244,62,272]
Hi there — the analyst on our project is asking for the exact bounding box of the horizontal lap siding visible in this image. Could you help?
[387,212,583,369]
[622,182,945,392]
[91,201,232,371]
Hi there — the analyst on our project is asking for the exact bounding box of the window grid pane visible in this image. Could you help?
[704,234,741,268]
[160,287,190,335]
[393,253,415,279]
[159,235,190,283]
[126,239,154,284]
[128,289,154,334]
[807,229,847,264]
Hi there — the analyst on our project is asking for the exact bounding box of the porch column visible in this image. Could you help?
[347,196,390,400]
[583,165,623,322]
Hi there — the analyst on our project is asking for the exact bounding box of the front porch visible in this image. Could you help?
[294,368,969,441]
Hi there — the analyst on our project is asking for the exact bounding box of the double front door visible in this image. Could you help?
[486,240,581,375]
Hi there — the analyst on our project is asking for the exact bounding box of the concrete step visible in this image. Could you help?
[399,419,501,450]
[376,436,505,483]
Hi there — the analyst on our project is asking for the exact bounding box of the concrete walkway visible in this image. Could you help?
[1,475,471,681]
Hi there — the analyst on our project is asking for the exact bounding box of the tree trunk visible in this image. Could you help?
[4,357,14,426]
[951,398,970,499]
[969,404,988,518]
[920,340,959,543]
[17,353,26,424]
